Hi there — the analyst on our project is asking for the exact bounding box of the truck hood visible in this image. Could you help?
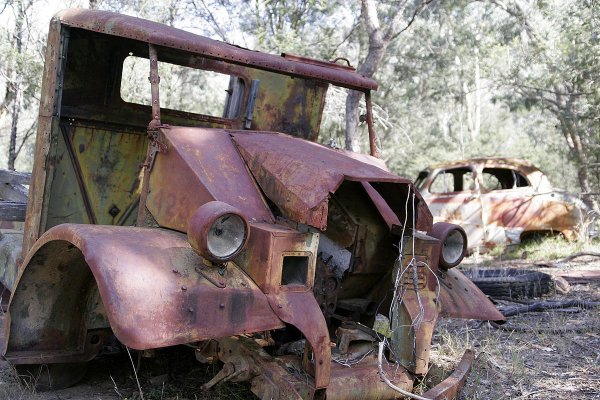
[232,131,432,231]
[147,127,432,233]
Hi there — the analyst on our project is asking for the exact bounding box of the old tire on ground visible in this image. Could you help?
[461,268,554,299]
[15,362,88,390]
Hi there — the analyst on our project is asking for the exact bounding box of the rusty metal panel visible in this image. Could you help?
[326,353,413,400]
[43,123,146,229]
[265,290,331,389]
[23,15,65,256]
[236,223,318,294]
[55,9,378,91]
[360,182,401,230]
[483,191,582,240]
[5,224,284,363]
[245,69,328,140]
[146,127,273,233]
[438,268,506,321]
[422,349,474,400]
[232,131,420,231]
[428,191,485,250]
[390,254,439,375]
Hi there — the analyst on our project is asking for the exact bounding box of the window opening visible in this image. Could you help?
[482,168,530,191]
[121,55,234,117]
[415,171,429,190]
[430,168,474,193]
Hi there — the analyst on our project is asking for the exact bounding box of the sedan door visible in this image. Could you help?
[421,167,485,251]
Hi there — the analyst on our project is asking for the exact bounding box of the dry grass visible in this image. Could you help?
[485,234,599,262]
[429,237,600,400]
[0,347,254,400]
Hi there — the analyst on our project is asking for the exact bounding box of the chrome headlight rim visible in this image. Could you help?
[430,222,467,269]
[187,201,249,263]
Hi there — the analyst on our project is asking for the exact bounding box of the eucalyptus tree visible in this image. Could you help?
[489,0,600,211]
[344,0,433,153]
[0,0,44,170]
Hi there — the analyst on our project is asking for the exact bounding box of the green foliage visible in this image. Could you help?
[1,0,598,198]
[0,0,46,171]
[243,0,358,59]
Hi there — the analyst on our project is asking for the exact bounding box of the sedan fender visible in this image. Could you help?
[3,224,284,364]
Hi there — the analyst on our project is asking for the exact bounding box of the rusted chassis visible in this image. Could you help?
[2,222,483,399]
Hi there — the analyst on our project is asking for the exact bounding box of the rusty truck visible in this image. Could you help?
[0,9,504,399]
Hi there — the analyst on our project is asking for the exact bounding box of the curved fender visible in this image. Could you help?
[437,268,506,322]
[4,224,284,362]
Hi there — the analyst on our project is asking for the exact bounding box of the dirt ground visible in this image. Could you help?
[1,253,599,400]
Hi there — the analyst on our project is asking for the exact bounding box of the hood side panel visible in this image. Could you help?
[147,127,273,232]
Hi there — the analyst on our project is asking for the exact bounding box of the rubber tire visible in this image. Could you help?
[462,268,554,299]
[15,362,88,391]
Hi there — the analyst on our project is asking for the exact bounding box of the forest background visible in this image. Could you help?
[0,0,599,213]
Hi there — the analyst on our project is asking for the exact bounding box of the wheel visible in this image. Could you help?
[462,268,554,299]
[15,362,88,391]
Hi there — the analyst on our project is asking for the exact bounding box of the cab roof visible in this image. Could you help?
[55,9,378,92]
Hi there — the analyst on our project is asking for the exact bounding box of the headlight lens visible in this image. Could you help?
[207,213,247,259]
[188,201,249,263]
[441,229,466,267]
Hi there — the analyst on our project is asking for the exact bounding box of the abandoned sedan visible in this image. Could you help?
[416,158,591,252]
[0,9,504,400]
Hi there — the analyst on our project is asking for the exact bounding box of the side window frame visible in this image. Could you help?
[120,54,244,119]
[428,167,476,194]
[481,167,532,192]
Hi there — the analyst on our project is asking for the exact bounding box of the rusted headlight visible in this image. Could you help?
[430,222,467,269]
[187,201,249,263]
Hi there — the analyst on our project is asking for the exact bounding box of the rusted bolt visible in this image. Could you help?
[219,303,225,308]
[241,281,247,287]
[181,286,187,291]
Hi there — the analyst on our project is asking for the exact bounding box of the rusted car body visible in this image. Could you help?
[0,9,504,399]
[416,158,591,252]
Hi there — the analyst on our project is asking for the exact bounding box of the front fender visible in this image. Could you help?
[4,224,284,363]
[438,268,505,322]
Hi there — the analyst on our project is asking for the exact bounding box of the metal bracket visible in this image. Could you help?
[143,128,168,172]
[196,263,227,288]
[244,79,260,129]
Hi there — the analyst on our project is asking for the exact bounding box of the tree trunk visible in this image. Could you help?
[549,90,600,214]
[8,86,21,171]
[345,0,429,153]
[7,0,27,171]
[345,90,362,152]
